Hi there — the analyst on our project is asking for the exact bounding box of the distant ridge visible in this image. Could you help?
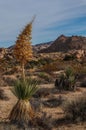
[32,41,53,53]
[38,35,86,53]
[0,35,86,54]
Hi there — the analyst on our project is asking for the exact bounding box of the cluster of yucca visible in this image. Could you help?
[9,18,38,126]
[55,67,76,91]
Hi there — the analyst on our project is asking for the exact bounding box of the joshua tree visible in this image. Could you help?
[13,18,34,80]
[9,79,38,125]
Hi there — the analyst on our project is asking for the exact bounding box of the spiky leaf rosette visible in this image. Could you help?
[9,79,38,125]
[11,79,38,100]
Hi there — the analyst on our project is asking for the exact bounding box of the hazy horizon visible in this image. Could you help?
[0,0,86,47]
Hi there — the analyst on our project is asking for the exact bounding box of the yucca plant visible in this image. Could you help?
[55,67,76,91]
[9,78,38,125]
[65,67,73,79]
[9,18,38,126]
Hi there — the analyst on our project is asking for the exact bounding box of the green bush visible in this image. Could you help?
[55,67,76,91]
[38,72,51,82]
[62,95,86,122]
[11,78,38,100]
[38,58,53,65]
[26,60,38,69]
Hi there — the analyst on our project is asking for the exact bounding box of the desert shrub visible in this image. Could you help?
[10,66,21,73]
[71,63,86,75]
[0,89,9,100]
[65,67,74,78]
[30,98,42,112]
[38,72,51,82]
[62,95,86,122]
[43,96,64,108]
[38,58,47,65]
[26,58,54,69]
[40,60,66,73]
[80,80,86,87]
[3,76,17,86]
[38,58,53,66]
[40,63,58,73]
[63,54,76,61]
[26,60,38,69]
[34,87,51,98]
[55,67,77,91]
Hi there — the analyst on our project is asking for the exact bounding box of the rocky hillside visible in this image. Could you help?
[32,41,53,53]
[7,41,52,54]
[39,35,86,53]
[0,35,86,61]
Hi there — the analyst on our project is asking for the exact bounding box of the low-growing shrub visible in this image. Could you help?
[63,54,76,61]
[0,89,9,100]
[40,63,58,73]
[80,80,86,87]
[40,60,66,73]
[26,60,38,69]
[62,95,86,122]
[38,72,51,82]
[38,58,54,66]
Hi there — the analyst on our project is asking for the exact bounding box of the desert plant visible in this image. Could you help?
[65,67,74,78]
[38,72,51,82]
[9,18,38,127]
[55,67,76,91]
[40,63,58,73]
[40,60,66,73]
[71,63,86,75]
[63,54,76,61]
[55,74,65,91]
[13,18,35,80]
[9,79,38,125]
[0,89,9,100]
[38,58,53,65]
[26,60,38,69]
[80,80,86,87]
[62,95,86,122]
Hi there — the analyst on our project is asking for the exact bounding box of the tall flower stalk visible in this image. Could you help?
[13,18,35,80]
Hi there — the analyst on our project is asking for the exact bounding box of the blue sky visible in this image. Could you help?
[0,0,86,47]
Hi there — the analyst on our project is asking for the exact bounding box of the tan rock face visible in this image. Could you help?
[76,50,85,59]
[0,48,7,59]
[38,35,86,53]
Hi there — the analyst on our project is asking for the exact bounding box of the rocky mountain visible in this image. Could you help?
[32,41,53,53]
[7,41,52,54]
[39,35,86,53]
[0,35,86,61]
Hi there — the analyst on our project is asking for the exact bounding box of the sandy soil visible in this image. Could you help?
[0,84,86,130]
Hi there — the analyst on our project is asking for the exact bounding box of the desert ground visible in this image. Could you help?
[0,41,86,130]
[0,81,86,130]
